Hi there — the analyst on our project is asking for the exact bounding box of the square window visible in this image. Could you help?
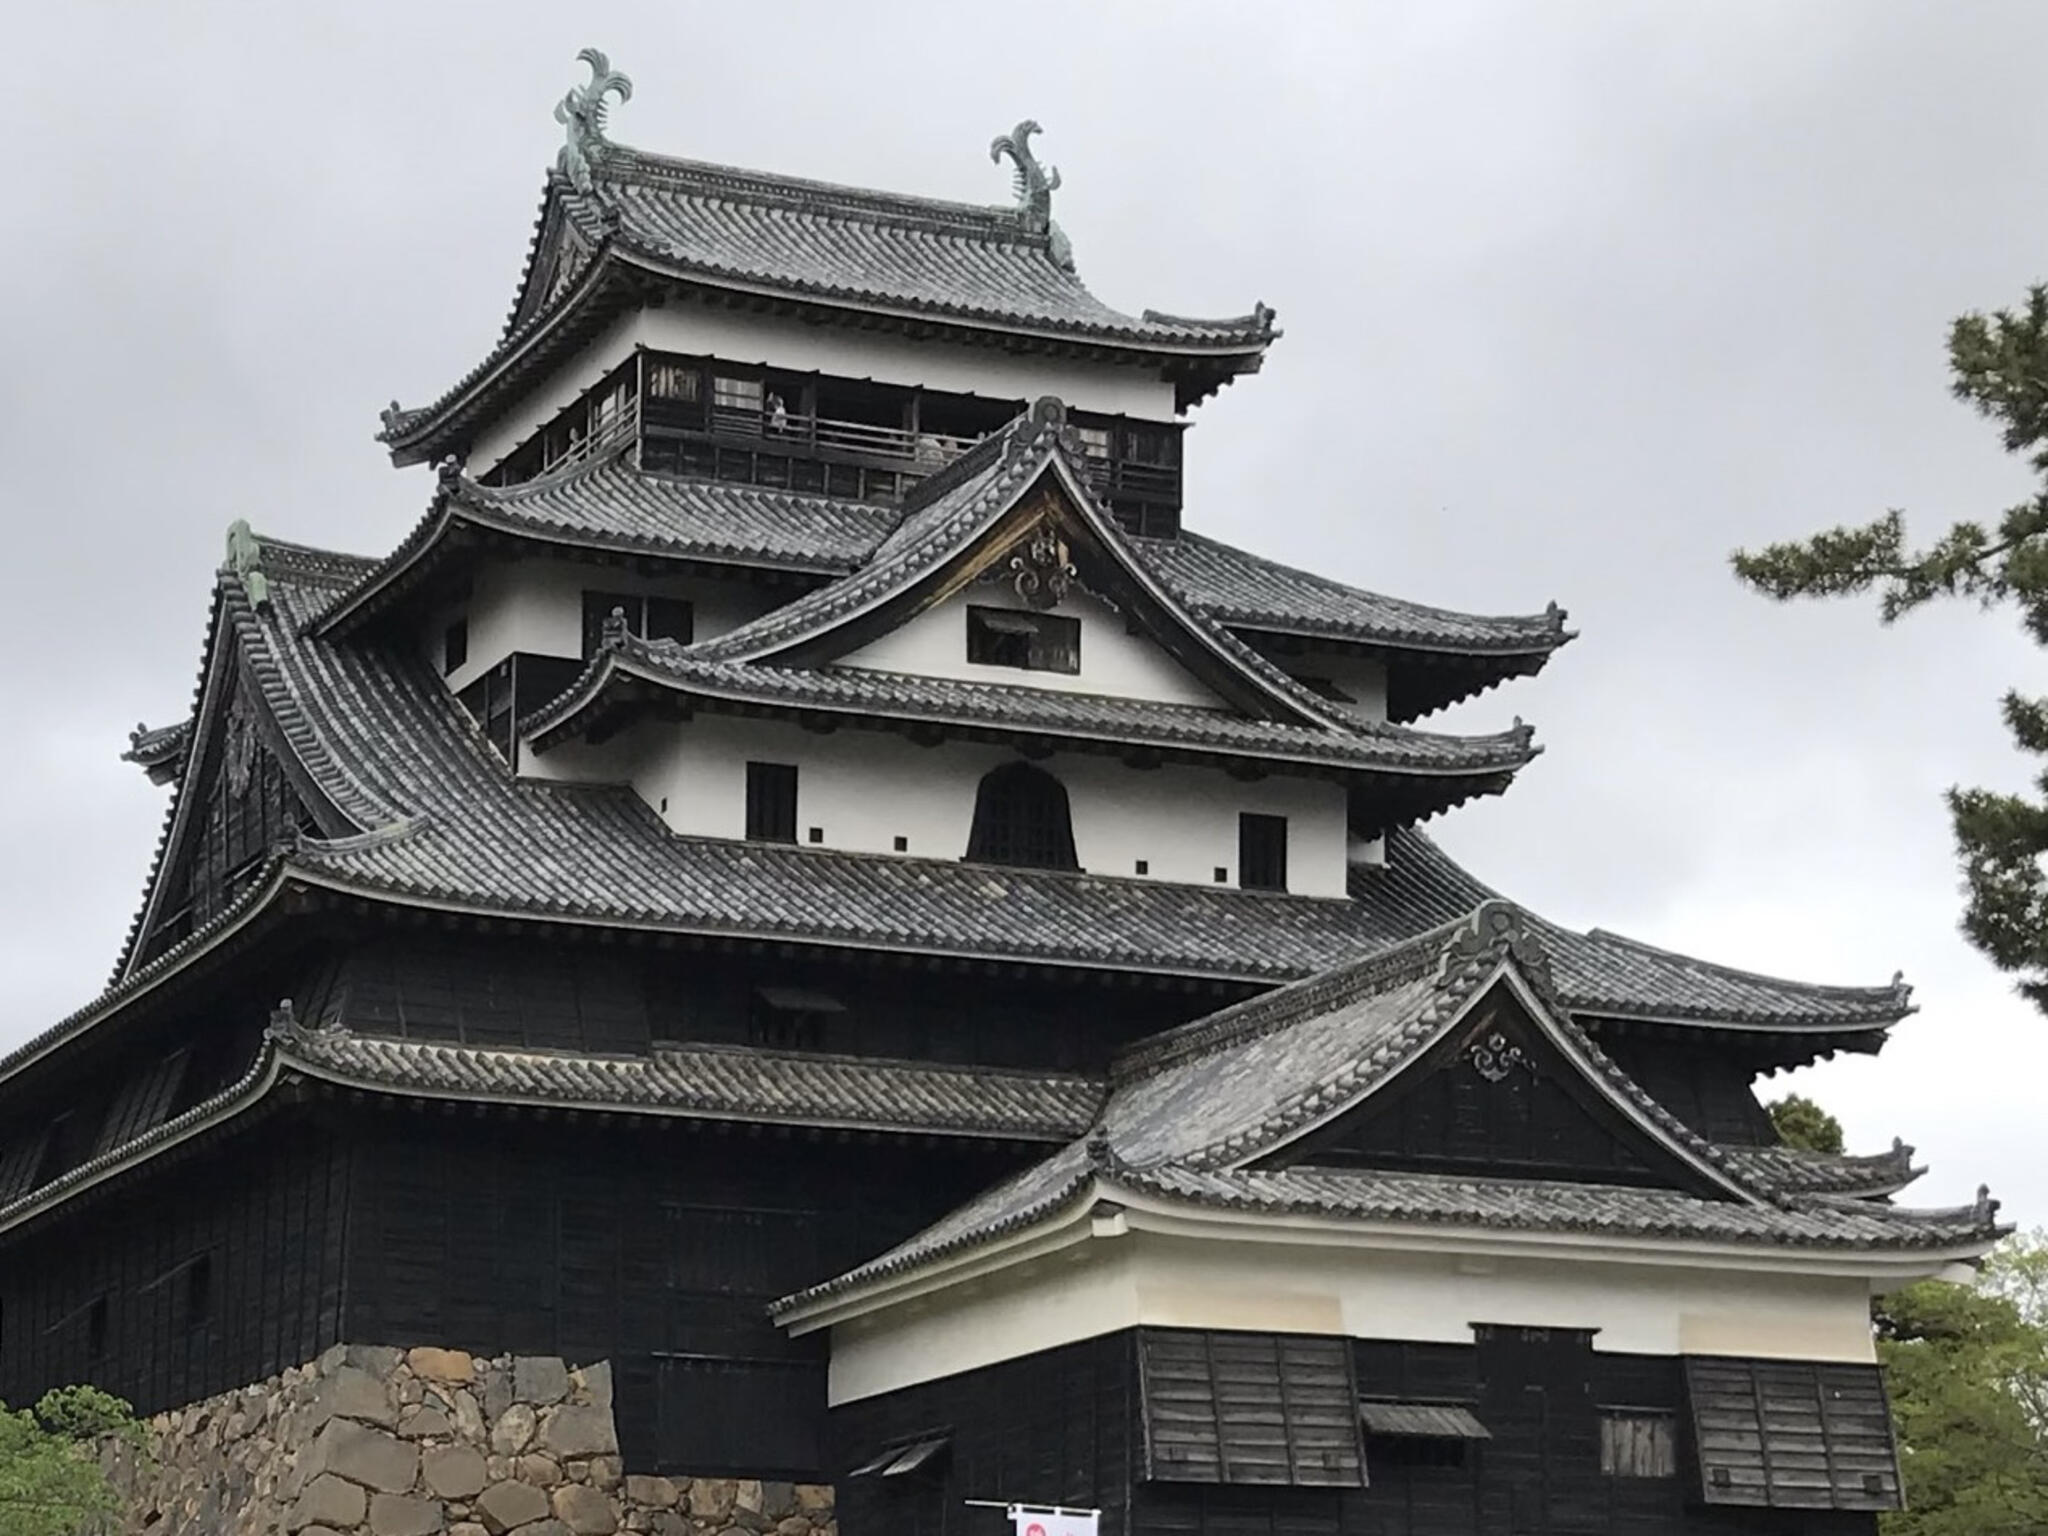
[1600,1410,1676,1479]
[966,606,1080,674]
[1239,813,1288,892]
[1213,867,1228,883]
[745,763,798,844]
[442,617,468,675]
[1135,859,1149,875]
[808,827,824,845]
[892,835,908,852]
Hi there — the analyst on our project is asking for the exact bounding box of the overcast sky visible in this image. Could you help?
[4,2,2043,1225]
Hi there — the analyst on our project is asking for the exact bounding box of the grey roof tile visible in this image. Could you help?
[533,645,1538,780]
[282,1026,1099,1140]
[594,148,1273,348]
[1140,532,1568,654]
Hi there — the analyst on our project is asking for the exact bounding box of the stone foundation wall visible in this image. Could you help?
[117,1345,835,1536]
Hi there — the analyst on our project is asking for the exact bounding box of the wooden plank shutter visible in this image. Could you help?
[1138,1329,1364,1488]
[1684,1356,1901,1511]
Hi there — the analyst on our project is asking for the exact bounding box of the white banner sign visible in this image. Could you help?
[1009,1506,1099,1536]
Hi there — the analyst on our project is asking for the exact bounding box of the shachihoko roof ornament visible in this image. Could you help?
[555,47,633,193]
[223,519,268,611]
[991,119,1074,271]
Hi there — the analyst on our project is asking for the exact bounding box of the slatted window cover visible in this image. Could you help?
[1139,1329,1365,1488]
[0,1128,50,1204]
[1685,1356,1902,1510]
[1599,1409,1676,1478]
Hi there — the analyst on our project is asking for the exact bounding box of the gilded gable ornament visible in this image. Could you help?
[556,48,633,193]
[1008,524,1076,610]
[1468,1031,1532,1083]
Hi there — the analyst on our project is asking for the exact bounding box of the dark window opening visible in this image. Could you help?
[582,591,695,659]
[86,1296,108,1360]
[458,658,518,766]
[442,617,468,675]
[807,827,824,845]
[966,606,1080,675]
[1599,1408,1675,1479]
[966,763,1079,871]
[749,987,843,1050]
[1239,813,1289,892]
[646,361,702,402]
[745,762,799,844]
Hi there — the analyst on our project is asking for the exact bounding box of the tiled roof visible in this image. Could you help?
[593,147,1276,349]
[382,145,1275,461]
[281,1026,1099,1141]
[1140,532,1569,656]
[773,1151,2002,1315]
[460,448,891,571]
[38,527,1913,1100]
[122,718,192,776]
[1717,1142,1921,1198]
[529,643,1539,783]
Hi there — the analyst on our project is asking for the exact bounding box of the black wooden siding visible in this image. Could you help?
[831,1329,1883,1536]
[343,1108,1030,1480]
[0,1115,349,1417]
[293,931,1205,1070]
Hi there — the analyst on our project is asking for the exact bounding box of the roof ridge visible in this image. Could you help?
[1112,900,1537,1084]
[598,145,1033,243]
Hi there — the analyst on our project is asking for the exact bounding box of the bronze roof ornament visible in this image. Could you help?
[555,47,633,194]
[224,518,269,611]
[990,119,1074,271]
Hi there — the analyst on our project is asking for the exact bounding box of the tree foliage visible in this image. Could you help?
[1767,1092,1845,1153]
[1733,285,2048,1009]
[0,1387,140,1536]
[1879,1233,2048,1534]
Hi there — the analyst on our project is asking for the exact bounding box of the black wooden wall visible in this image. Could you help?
[0,1113,348,1417]
[341,1107,1033,1479]
[296,931,1208,1070]
[828,1329,1882,1536]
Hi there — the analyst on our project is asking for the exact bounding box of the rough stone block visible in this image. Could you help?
[348,1344,409,1378]
[474,1479,551,1534]
[520,1523,574,1536]
[489,1401,537,1456]
[450,1388,488,1442]
[794,1485,833,1512]
[450,1526,490,1536]
[554,1482,621,1535]
[776,1517,812,1536]
[310,1364,400,1430]
[588,1456,622,1491]
[515,1355,572,1406]
[400,1403,455,1439]
[482,1365,514,1423]
[574,1361,613,1411]
[409,1346,476,1383]
[304,1417,421,1494]
[423,1443,489,1500]
[371,1492,447,1536]
[541,1404,618,1458]
[688,1480,737,1521]
[519,1453,563,1487]
[623,1475,678,1509]
[758,1482,795,1520]
[289,1472,368,1531]
[646,1516,689,1536]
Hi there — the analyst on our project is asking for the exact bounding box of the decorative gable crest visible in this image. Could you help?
[1006,523,1076,610]
[556,48,632,193]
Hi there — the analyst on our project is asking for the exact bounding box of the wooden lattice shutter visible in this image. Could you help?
[1139,1329,1365,1487]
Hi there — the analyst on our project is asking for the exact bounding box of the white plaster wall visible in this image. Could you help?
[839,588,1224,708]
[537,713,1348,896]
[1297,654,1388,721]
[468,303,1178,475]
[428,556,774,694]
[469,312,641,473]
[825,1229,1885,1403]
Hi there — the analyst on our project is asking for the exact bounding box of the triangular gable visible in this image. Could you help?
[503,179,610,340]
[1105,903,1758,1204]
[1256,975,1729,1195]
[122,569,357,977]
[686,400,1351,729]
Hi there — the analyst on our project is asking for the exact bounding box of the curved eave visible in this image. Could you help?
[1239,625,1569,723]
[380,248,1274,468]
[316,488,846,644]
[521,654,1539,798]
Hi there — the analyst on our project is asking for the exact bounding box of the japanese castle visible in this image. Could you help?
[0,51,2002,1536]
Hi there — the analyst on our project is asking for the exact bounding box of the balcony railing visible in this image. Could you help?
[704,405,983,467]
